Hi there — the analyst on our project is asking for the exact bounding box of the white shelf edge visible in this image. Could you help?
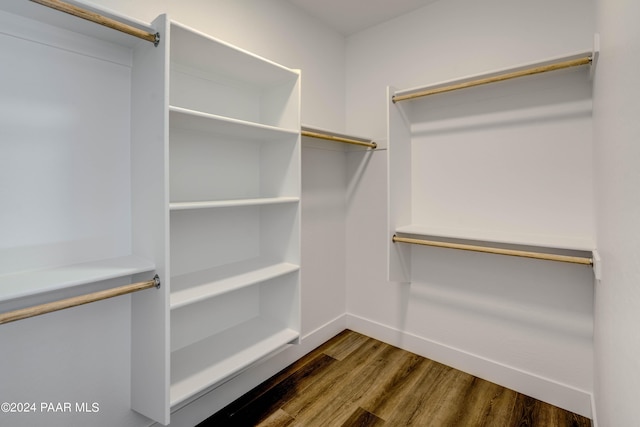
[169,105,299,136]
[394,49,594,99]
[591,33,600,80]
[169,318,298,407]
[395,224,595,253]
[170,259,300,309]
[592,249,602,281]
[170,197,300,211]
[0,255,156,303]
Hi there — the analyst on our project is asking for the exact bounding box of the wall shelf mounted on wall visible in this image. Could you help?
[388,46,599,283]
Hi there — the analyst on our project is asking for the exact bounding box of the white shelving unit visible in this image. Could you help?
[1,3,300,424]
[167,20,301,411]
[388,51,597,282]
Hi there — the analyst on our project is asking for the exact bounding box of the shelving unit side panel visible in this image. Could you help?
[130,14,170,425]
[387,87,413,283]
[260,203,301,265]
[259,134,301,199]
[0,10,132,277]
[260,271,301,332]
[260,75,301,131]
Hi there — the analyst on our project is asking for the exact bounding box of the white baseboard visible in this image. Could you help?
[346,313,594,419]
[161,314,347,427]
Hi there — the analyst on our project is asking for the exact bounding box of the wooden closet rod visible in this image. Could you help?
[302,130,377,149]
[30,0,160,46]
[392,56,592,103]
[0,275,161,325]
[392,235,593,265]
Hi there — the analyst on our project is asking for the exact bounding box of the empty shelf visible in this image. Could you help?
[169,106,298,138]
[170,317,299,407]
[170,258,300,309]
[0,255,156,303]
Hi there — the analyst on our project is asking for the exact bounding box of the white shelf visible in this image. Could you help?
[395,224,594,253]
[0,255,156,303]
[170,258,300,309]
[169,106,298,139]
[170,197,299,211]
[170,317,299,407]
[170,21,298,87]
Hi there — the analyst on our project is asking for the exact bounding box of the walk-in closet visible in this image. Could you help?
[1,0,639,426]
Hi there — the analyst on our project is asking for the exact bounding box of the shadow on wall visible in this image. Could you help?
[408,245,594,338]
[408,66,593,138]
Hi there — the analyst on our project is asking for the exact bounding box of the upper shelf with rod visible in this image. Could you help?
[1,0,159,48]
[0,273,160,325]
[30,0,160,45]
[387,41,600,284]
[392,47,599,104]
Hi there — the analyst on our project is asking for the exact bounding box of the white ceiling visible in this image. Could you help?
[286,0,440,36]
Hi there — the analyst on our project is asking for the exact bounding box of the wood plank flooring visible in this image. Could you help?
[198,330,591,427]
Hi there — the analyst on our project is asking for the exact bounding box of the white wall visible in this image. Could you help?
[0,1,347,426]
[345,0,596,417]
[593,0,640,425]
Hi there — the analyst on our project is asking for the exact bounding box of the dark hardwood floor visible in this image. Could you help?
[198,330,592,427]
